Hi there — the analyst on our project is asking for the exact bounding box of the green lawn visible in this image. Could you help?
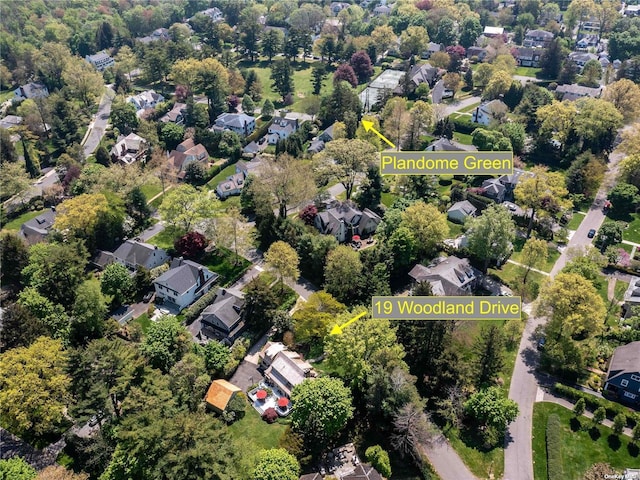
[0,90,14,103]
[381,192,398,208]
[618,242,634,253]
[228,405,288,451]
[132,313,152,333]
[532,402,640,480]
[447,219,464,237]
[214,195,241,212]
[566,212,586,231]
[445,426,504,479]
[147,226,180,250]
[489,262,547,302]
[457,102,480,114]
[200,248,251,286]
[453,132,474,145]
[1,208,46,232]
[596,275,627,326]
[206,164,237,190]
[510,243,560,273]
[514,66,542,77]
[606,212,640,244]
[140,182,162,201]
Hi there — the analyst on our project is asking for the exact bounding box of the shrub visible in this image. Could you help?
[613,413,626,435]
[451,115,481,134]
[182,288,218,324]
[262,407,278,423]
[298,205,318,226]
[546,414,563,480]
[573,397,585,416]
[174,231,208,259]
[365,445,392,478]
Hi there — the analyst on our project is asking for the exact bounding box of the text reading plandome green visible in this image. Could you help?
[380,151,514,175]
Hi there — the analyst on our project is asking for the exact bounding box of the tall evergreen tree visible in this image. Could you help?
[22,137,40,178]
[312,64,326,95]
[540,38,563,79]
[474,325,506,388]
[271,59,294,102]
[357,164,382,211]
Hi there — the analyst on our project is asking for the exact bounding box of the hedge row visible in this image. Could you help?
[451,115,482,134]
[244,117,273,146]
[182,288,219,325]
[553,383,640,428]
[546,414,564,480]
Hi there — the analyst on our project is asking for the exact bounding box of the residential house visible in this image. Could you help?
[267,117,299,145]
[466,46,488,61]
[307,139,325,154]
[13,82,49,102]
[622,277,640,318]
[603,341,640,408]
[0,115,22,130]
[85,51,115,71]
[194,7,224,22]
[153,257,219,311]
[480,177,506,202]
[199,288,245,344]
[18,209,56,245]
[555,83,602,102]
[447,200,477,223]
[568,51,599,71]
[472,99,508,126]
[373,4,392,16]
[205,379,241,413]
[167,138,210,176]
[576,34,599,50]
[624,5,640,16]
[110,133,148,165]
[405,63,441,90]
[408,256,481,296]
[314,201,382,243]
[330,2,350,15]
[425,137,476,152]
[263,347,315,397]
[523,29,554,48]
[113,239,169,271]
[126,90,165,117]
[342,465,384,480]
[213,112,256,136]
[515,47,542,67]
[483,26,504,37]
[422,42,444,59]
[498,168,533,195]
[136,28,170,44]
[215,160,261,198]
[319,123,337,142]
[159,102,187,125]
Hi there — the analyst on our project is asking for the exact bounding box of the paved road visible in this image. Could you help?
[3,167,60,213]
[0,428,65,471]
[138,220,165,242]
[82,86,115,157]
[504,132,629,480]
[442,95,482,117]
[422,435,478,480]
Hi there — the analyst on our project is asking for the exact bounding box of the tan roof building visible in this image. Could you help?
[205,379,242,413]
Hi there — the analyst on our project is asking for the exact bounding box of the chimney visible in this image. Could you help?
[198,266,205,286]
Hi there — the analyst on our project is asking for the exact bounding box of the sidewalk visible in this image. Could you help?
[506,259,550,276]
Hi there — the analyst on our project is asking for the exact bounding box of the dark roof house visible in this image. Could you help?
[604,341,640,408]
[153,258,218,311]
[18,209,56,245]
[314,201,381,243]
[199,288,246,344]
[113,239,169,271]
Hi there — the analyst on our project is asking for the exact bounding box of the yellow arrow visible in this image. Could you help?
[362,120,396,150]
[330,311,368,335]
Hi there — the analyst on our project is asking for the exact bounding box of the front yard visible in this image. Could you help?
[1,208,47,232]
[532,402,639,480]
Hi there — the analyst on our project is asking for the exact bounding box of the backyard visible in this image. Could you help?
[1,208,46,232]
[532,402,639,480]
[228,404,288,453]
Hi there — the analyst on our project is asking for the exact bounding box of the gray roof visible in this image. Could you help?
[265,351,309,397]
[19,209,56,243]
[499,168,532,187]
[482,178,506,196]
[607,341,640,378]
[316,202,381,236]
[342,464,384,480]
[201,288,244,331]
[426,137,470,151]
[556,84,601,101]
[113,240,167,269]
[481,99,508,115]
[216,112,255,129]
[408,256,479,296]
[525,29,554,39]
[409,63,439,87]
[154,258,218,294]
[448,200,477,216]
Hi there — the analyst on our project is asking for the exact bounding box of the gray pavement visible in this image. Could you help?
[422,435,478,480]
[82,86,115,157]
[138,220,165,242]
[0,427,65,471]
[504,128,629,480]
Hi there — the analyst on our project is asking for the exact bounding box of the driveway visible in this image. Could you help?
[503,128,629,480]
[82,86,115,157]
[0,428,65,471]
[138,220,165,242]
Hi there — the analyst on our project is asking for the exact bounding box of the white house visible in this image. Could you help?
[113,240,169,271]
[192,7,223,22]
[447,200,477,223]
[216,160,261,198]
[213,113,256,136]
[126,90,165,116]
[167,138,209,175]
[523,29,554,48]
[409,256,481,296]
[483,26,504,37]
[85,51,115,71]
[110,133,148,165]
[472,99,508,126]
[13,82,49,102]
[153,258,219,311]
[267,117,298,144]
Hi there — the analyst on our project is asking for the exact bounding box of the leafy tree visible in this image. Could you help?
[319,81,361,125]
[333,64,358,88]
[174,231,208,259]
[580,59,602,87]
[298,205,318,226]
[573,397,586,416]
[595,221,624,251]
[520,238,548,283]
[159,184,217,234]
[95,145,111,167]
[63,59,104,107]
[265,241,300,294]
[0,457,37,480]
[429,52,451,70]
[0,303,46,352]
[1,232,28,286]
[400,26,430,58]
[22,241,89,310]
[464,68,474,90]
[71,280,109,345]
[350,51,374,84]
[471,129,512,151]
[574,98,623,153]
[159,122,185,151]
[324,246,363,305]
[514,166,572,238]
[484,70,513,100]
[290,377,354,451]
[320,139,377,200]
[460,17,482,48]
[295,234,337,284]
[292,291,346,345]
[140,315,191,373]
[608,182,640,215]
[613,413,626,435]
[242,95,255,116]
[110,101,139,135]
[466,204,516,271]
[464,387,519,446]
[202,341,231,376]
[537,272,605,339]
[271,59,294,102]
[168,353,211,413]
[101,263,134,307]
[22,136,41,178]
[0,337,70,437]
[364,446,392,478]
[592,406,606,426]
[253,449,300,480]
[356,165,382,211]
[474,325,505,387]
[381,97,408,150]
[633,424,640,444]
[442,72,462,100]
[401,201,449,258]
[17,288,69,342]
[603,78,640,122]
[262,99,275,118]
[497,122,526,155]
[0,128,18,163]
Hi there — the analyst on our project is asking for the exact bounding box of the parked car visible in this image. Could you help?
[143,291,155,303]
[537,337,546,351]
[587,228,596,238]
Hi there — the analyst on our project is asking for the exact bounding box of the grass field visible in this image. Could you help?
[514,66,542,77]
[457,102,480,114]
[206,164,237,190]
[201,248,251,286]
[532,402,639,480]
[453,132,474,145]
[140,182,162,200]
[228,405,288,451]
[489,262,547,302]
[445,426,504,479]
[510,241,561,273]
[2,208,46,232]
[147,226,180,250]
[605,213,640,244]
[132,313,152,333]
[566,212,586,231]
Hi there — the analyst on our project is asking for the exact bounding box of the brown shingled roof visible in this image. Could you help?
[205,379,241,412]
